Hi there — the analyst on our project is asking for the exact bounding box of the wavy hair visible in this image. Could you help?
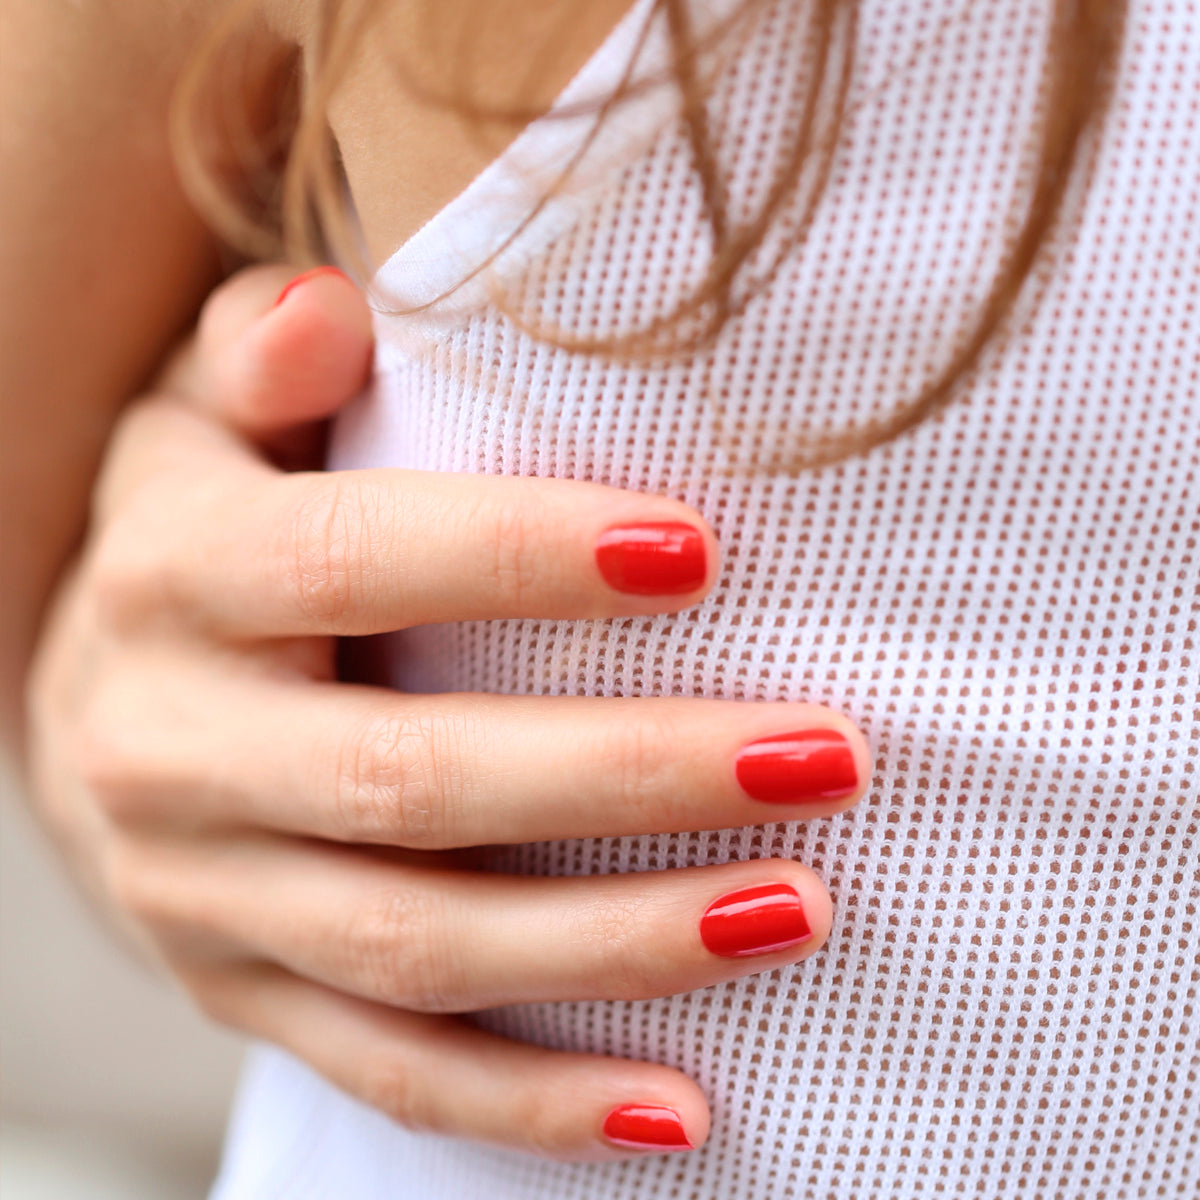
[172,0,1128,467]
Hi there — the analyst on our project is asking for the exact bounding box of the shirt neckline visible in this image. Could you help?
[368,0,679,335]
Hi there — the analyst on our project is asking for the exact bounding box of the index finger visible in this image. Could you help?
[153,466,720,636]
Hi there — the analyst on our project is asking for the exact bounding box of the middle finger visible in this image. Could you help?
[109,674,871,845]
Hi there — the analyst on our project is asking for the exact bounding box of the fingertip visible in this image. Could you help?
[668,1072,712,1150]
[272,266,350,310]
[513,1056,711,1162]
[662,503,722,603]
[233,267,375,430]
[803,712,874,816]
[691,860,834,969]
[729,714,872,817]
[589,502,721,613]
[591,1069,711,1159]
[690,513,722,600]
[271,267,374,342]
[787,861,835,953]
[844,721,875,812]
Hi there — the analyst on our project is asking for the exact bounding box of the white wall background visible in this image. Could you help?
[1,768,245,1199]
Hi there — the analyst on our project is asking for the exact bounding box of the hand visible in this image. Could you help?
[24,265,872,1160]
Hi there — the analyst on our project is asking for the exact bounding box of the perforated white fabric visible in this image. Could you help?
[212,1,1200,1197]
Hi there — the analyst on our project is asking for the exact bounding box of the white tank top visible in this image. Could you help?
[211,1,1200,1196]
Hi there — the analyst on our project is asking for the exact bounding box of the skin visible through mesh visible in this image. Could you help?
[176,0,1125,470]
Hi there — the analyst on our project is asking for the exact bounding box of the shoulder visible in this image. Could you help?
[0,0,260,86]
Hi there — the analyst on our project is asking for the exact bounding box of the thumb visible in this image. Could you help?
[171,264,375,442]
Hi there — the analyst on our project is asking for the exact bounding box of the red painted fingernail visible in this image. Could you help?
[602,1104,694,1151]
[735,729,859,803]
[700,882,812,958]
[595,522,707,595]
[273,266,351,308]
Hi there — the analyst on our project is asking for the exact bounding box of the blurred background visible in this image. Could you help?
[1,766,245,1199]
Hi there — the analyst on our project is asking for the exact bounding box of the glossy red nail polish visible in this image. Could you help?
[594,522,707,595]
[735,730,859,803]
[602,1105,694,1151]
[273,266,351,308]
[699,882,812,957]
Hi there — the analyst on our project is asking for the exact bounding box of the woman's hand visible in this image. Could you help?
[24,265,872,1160]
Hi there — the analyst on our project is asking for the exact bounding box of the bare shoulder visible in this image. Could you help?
[0,0,225,62]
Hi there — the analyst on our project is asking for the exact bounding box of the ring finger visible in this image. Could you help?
[132,836,833,1013]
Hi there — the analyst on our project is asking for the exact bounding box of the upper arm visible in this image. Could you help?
[0,0,279,750]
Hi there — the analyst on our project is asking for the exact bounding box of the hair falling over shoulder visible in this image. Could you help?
[172,0,1129,468]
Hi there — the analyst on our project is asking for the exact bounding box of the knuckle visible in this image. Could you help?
[102,842,160,925]
[334,708,466,849]
[187,974,238,1027]
[480,496,545,608]
[604,710,677,824]
[75,685,150,823]
[74,672,186,828]
[578,895,661,1001]
[176,964,251,1032]
[334,705,482,849]
[87,514,167,634]
[358,1053,434,1132]
[519,1093,579,1158]
[343,886,461,1012]
[287,477,374,627]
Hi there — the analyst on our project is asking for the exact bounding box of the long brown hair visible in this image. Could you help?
[173,0,1129,468]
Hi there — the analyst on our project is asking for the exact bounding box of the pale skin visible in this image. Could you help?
[2,0,871,1159]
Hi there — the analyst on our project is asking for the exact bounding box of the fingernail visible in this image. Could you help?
[735,729,859,803]
[602,1104,694,1151]
[700,882,812,957]
[273,266,351,308]
[594,522,707,596]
